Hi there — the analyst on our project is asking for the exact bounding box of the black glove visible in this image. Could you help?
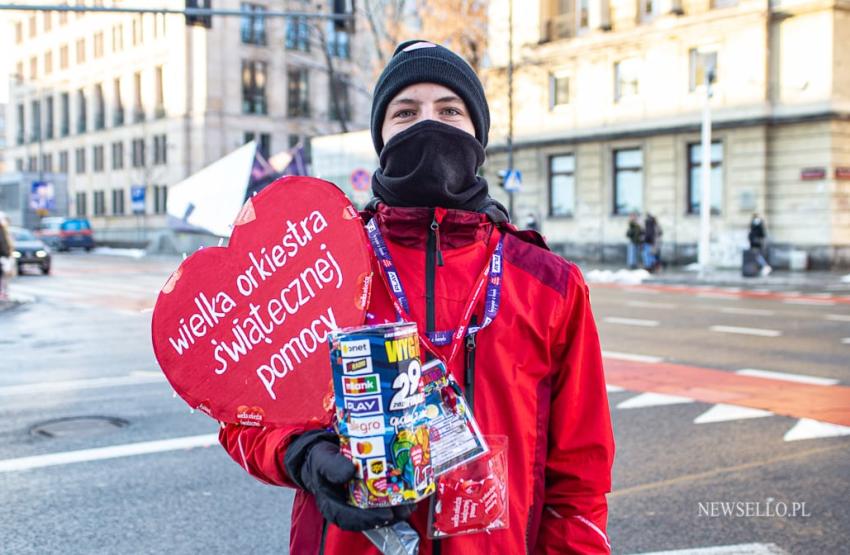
[284,430,416,532]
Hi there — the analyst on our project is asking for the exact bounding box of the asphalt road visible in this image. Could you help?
[1,252,848,554]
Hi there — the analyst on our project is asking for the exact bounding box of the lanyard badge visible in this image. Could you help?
[366,217,504,366]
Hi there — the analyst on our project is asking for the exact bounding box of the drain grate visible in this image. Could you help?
[30,416,130,438]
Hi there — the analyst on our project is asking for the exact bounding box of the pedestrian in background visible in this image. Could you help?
[643,213,662,272]
[748,213,772,276]
[523,211,539,232]
[0,212,13,301]
[626,211,644,269]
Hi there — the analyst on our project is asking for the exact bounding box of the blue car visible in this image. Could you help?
[36,217,95,251]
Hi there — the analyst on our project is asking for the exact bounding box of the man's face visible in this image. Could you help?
[381,82,475,145]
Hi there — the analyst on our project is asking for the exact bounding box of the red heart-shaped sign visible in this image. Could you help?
[151,177,372,426]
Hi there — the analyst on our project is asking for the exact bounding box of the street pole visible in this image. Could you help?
[506,0,514,222]
[698,68,714,275]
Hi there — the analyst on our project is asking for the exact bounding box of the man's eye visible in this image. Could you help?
[442,107,461,116]
[394,110,415,118]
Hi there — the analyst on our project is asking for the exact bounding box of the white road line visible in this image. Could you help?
[736,368,839,386]
[602,351,665,363]
[626,543,789,555]
[783,419,850,442]
[606,384,626,393]
[709,325,781,337]
[0,373,166,397]
[604,317,660,327]
[842,338,850,345]
[0,434,219,473]
[625,300,678,309]
[617,392,694,409]
[826,314,850,322]
[717,307,775,316]
[782,298,836,306]
[693,404,774,424]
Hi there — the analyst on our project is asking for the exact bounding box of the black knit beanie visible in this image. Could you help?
[370,40,490,155]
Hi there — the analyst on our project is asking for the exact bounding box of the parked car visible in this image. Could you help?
[10,227,52,275]
[36,217,95,251]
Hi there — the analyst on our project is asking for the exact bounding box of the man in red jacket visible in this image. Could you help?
[220,40,615,554]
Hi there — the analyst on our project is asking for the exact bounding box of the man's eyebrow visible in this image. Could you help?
[434,95,463,104]
[388,98,421,106]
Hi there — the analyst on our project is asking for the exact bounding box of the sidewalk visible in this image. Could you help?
[579,264,850,292]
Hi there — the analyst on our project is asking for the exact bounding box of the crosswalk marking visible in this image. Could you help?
[604,317,660,327]
[736,368,839,386]
[783,419,850,442]
[617,392,695,409]
[694,404,774,424]
[709,325,781,337]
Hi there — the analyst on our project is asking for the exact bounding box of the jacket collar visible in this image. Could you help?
[365,204,494,250]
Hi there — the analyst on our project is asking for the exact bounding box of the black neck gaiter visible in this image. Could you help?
[372,120,490,211]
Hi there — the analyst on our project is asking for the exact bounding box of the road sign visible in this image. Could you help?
[351,168,371,192]
[131,185,146,214]
[30,181,55,211]
[503,169,522,193]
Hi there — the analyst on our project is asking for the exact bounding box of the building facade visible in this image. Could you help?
[4,0,369,243]
[484,0,850,268]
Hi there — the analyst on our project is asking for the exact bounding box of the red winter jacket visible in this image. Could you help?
[219,204,615,554]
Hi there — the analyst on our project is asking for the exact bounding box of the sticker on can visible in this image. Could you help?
[351,436,387,458]
[349,415,386,437]
[341,339,371,358]
[343,374,381,396]
[344,357,373,375]
[344,395,383,416]
[365,457,388,478]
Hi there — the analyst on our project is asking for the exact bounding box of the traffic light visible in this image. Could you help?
[497,170,507,189]
[186,0,212,29]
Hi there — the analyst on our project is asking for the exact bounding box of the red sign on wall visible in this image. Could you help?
[800,167,826,181]
[836,167,850,180]
[151,176,373,426]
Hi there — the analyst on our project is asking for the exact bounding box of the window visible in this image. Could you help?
[112,188,125,215]
[29,15,36,37]
[134,71,145,122]
[287,68,309,117]
[154,185,168,214]
[59,151,69,173]
[687,142,723,215]
[242,61,268,115]
[289,134,301,149]
[615,59,640,101]
[16,104,25,145]
[75,191,87,216]
[689,48,718,92]
[75,147,86,173]
[60,45,69,70]
[94,190,106,216]
[60,92,70,137]
[326,20,350,59]
[77,89,87,133]
[30,56,38,80]
[549,154,576,217]
[113,78,124,126]
[329,75,351,122]
[640,0,663,20]
[241,3,267,45]
[42,154,53,173]
[93,145,104,172]
[16,159,25,172]
[59,8,68,25]
[16,61,23,81]
[550,74,570,108]
[94,32,104,58]
[153,134,167,165]
[132,15,144,45]
[94,83,105,130]
[28,156,37,172]
[154,14,166,38]
[76,38,86,64]
[31,100,41,142]
[15,21,23,44]
[155,66,165,117]
[113,24,124,52]
[45,51,53,75]
[45,97,54,139]
[285,17,310,51]
[43,11,52,32]
[132,138,146,167]
[613,148,643,215]
[112,141,124,169]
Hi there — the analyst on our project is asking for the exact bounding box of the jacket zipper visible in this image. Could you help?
[464,315,478,411]
[427,210,441,555]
